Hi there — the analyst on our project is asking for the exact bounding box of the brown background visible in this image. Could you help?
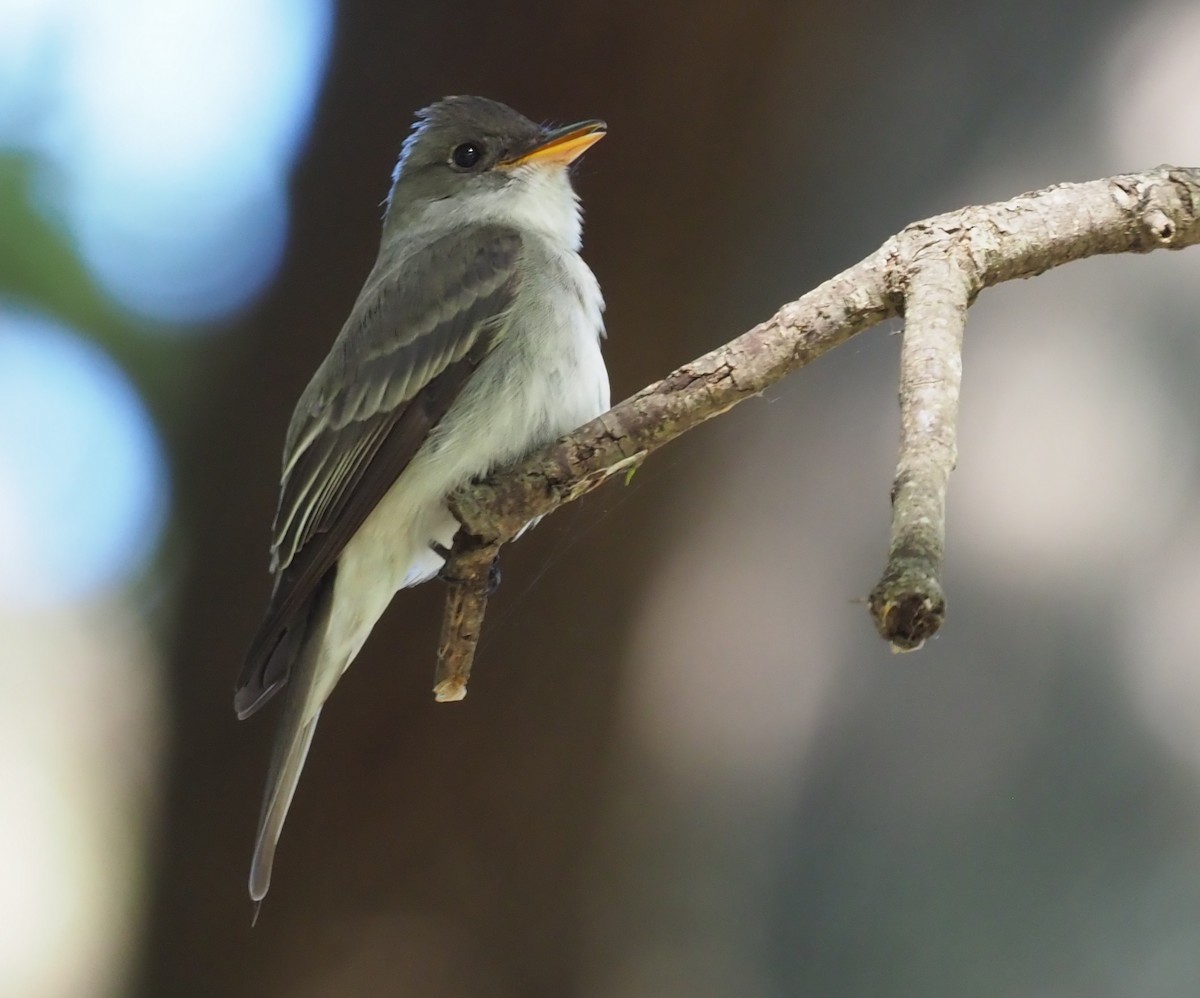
[127,1,1200,995]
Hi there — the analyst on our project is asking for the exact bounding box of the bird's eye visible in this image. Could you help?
[451,142,484,169]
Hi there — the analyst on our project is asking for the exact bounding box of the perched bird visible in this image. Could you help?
[235,96,609,906]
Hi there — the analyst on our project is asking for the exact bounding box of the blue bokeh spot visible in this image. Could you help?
[0,309,168,606]
[0,0,334,326]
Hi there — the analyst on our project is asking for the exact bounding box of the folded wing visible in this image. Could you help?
[234,224,524,718]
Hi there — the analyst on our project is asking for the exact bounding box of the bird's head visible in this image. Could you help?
[383,96,606,249]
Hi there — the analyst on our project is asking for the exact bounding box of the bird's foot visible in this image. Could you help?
[433,541,500,591]
[434,541,465,584]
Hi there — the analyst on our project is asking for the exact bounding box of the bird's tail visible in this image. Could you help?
[248,571,338,910]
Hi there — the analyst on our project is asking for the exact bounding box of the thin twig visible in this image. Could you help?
[429,166,1200,697]
[869,256,971,649]
[433,541,500,701]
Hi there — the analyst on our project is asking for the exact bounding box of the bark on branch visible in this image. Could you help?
[434,165,1200,694]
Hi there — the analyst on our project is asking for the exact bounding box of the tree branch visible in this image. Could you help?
[868,256,969,650]
[434,165,1200,696]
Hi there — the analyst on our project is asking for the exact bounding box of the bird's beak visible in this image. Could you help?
[499,119,607,169]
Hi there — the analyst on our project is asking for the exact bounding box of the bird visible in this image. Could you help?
[234,96,609,908]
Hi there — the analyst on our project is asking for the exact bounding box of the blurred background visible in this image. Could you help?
[2,0,1200,995]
